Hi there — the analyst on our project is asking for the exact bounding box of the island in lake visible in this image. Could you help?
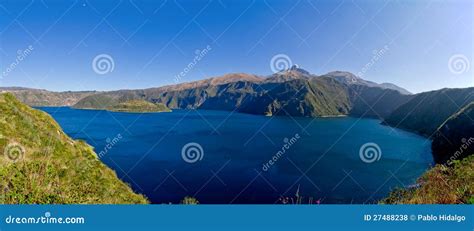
[107,100,171,113]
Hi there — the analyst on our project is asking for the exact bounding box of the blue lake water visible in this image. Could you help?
[39,107,433,204]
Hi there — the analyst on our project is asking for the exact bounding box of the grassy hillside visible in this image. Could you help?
[431,102,474,164]
[108,99,171,113]
[382,155,473,204]
[383,87,474,136]
[0,93,148,204]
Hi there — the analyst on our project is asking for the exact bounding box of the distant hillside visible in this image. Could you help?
[431,102,474,164]
[108,99,171,113]
[383,87,474,136]
[379,83,411,95]
[347,84,413,118]
[320,71,412,95]
[0,87,95,106]
[73,78,406,118]
[151,73,263,92]
[0,93,148,204]
[73,68,408,118]
[2,68,411,114]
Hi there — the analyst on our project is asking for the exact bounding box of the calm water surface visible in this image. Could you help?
[39,107,433,204]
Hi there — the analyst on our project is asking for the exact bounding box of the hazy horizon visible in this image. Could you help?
[0,0,472,93]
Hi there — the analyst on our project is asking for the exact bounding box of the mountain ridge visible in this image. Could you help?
[71,73,409,119]
[0,67,412,104]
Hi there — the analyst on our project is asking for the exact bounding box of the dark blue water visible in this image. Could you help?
[39,107,433,204]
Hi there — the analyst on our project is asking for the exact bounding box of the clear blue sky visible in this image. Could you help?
[0,0,472,93]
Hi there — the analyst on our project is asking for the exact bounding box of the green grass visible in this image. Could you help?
[382,155,473,204]
[0,93,148,204]
[107,99,171,113]
[180,197,199,204]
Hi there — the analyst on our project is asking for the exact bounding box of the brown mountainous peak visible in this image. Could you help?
[210,73,263,85]
[265,65,314,83]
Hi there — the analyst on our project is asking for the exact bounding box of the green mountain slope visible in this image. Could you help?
[347,84,413,118]
[230,78,351,117]
[431,102,474,164]
[0,93,148,204]
[383,87,474,136]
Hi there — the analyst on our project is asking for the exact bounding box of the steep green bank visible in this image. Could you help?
[383,102,474,204]
[0,93,148,204]
[382,155,473,204]
[431,102,474,164]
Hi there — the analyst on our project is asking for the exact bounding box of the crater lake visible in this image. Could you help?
[39,107,433,204]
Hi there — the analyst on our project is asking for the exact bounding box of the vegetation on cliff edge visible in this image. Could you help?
[0,93,148,204]
[382,155,473,204]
